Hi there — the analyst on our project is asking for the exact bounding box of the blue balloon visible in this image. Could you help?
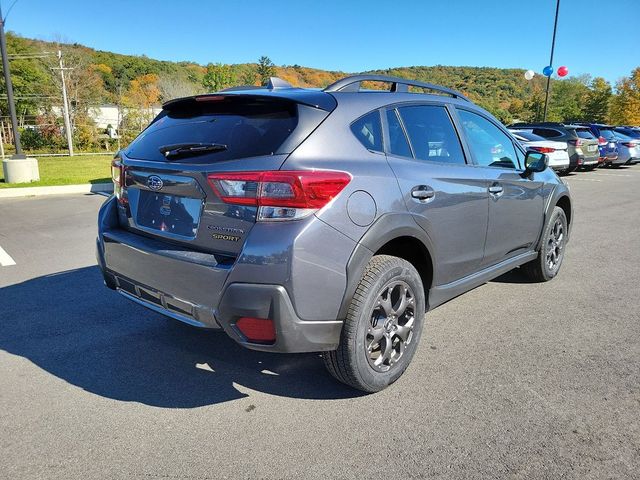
[543,66,554,77]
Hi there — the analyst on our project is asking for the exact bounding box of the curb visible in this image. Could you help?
[0,183,113,199]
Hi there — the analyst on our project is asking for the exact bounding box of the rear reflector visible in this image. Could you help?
[208,170,351,220]
[236,317,276,344]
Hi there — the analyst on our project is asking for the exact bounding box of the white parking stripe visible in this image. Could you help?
[593,173,631,177]
[568,178,602,182]
[0,245,16,266]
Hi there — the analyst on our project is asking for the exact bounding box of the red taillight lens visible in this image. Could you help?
[530,147,555,154]
[622,142,637,148]
[207,170,351,220]
[569,139,583,147]
[598,136,607,146]
[236,317,276,344]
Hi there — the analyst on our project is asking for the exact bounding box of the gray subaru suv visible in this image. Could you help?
[97,75,572,392]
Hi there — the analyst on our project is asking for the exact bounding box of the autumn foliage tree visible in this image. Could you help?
[610,68,640,126]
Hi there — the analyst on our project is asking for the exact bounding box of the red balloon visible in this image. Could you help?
[557,66,569,77]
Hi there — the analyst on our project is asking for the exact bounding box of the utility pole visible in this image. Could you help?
[0,3,22,156]
[55,50,74,156]
[0,1,39,182]
[543,0,561,121]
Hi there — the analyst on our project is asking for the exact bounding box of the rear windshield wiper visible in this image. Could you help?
[159,142,227,159]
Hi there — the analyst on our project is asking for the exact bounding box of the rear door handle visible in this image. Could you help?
[411,185,435,201]
[488,183,503,195]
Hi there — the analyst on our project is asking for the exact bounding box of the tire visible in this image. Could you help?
[323,255,426,392]
[521,206,568,282]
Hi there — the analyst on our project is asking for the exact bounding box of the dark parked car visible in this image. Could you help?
[508,122,599,172]
[97,75,572,392]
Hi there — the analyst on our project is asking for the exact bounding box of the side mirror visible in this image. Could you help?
[523,151,548,174]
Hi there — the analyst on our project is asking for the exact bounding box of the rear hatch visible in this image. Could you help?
[573,127,599,159]
[113,92,335,257]
[595,127,619,158]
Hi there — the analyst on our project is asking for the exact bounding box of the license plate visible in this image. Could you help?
[588,145,597,152]
[609,142,616,148]
[137,192,202,238]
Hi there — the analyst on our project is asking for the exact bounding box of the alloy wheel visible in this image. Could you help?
[365,281,416,372]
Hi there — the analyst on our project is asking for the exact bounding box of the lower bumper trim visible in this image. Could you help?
[117,289,215,329]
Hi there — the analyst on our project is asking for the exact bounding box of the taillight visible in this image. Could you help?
[622,142,637,148]
[236,317,276,344]
[569,139,583,147]
[111,159,127,204]
[529,146,555,154]
[598,136,607,146]
[207,170,352,221]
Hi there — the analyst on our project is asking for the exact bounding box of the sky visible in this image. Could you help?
[5,0,639,84]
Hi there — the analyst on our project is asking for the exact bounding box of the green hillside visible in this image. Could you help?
[2,32,637,153]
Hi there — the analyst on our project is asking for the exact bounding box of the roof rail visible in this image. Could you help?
[219,77,294,93]
[323,74,469,101]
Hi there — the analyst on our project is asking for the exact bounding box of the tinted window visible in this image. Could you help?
[458,109,519,169]
[126,97,299,163]
[396,105,465,164]
[532,128,563,138]
[385,109,412,157]
[575,128,596,140]
[351,111,383,152]
[510,130,546,142]
[599,129,617,140]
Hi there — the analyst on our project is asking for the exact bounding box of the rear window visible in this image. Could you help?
[532,128,563,139]
[575,128,596,140]
[125,96,299,163]
[510,130,545,142]
[599,129,617,140]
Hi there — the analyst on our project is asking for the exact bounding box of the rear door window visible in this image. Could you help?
[396,105,466,164]
[125,96,299,163]
[351,111,383,152]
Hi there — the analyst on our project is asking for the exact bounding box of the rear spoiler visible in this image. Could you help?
[163,77,337,112]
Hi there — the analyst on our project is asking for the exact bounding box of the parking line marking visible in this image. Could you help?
[593,173,631,177]
[0,245,16,266]
[567,178,602,182]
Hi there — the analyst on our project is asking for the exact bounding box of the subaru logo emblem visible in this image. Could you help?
[147,175,163,191]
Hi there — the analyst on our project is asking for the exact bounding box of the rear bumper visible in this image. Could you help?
[96,196,347,353]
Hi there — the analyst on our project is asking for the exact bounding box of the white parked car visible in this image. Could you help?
[509,130,570,172]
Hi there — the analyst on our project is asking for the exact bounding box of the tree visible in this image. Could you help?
[583,77,612,123]
[202,63,235,92]
[547,77,589,122]
[158,74,201,101]
[125,73,160,130]
[257,56,275,85]
[609,68,640,125]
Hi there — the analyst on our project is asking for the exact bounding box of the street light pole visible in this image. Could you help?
[0,1,39,182]
[0,3,23,156]
[543,0,561,121]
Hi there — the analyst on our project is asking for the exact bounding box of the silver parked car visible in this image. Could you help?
[509,130,570,172]
[97,75,572,392]
[613,132,640,165]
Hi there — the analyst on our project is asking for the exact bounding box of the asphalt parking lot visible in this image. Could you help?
[1,167,639,479]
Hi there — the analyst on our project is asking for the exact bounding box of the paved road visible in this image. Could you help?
[1,168,639,479]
